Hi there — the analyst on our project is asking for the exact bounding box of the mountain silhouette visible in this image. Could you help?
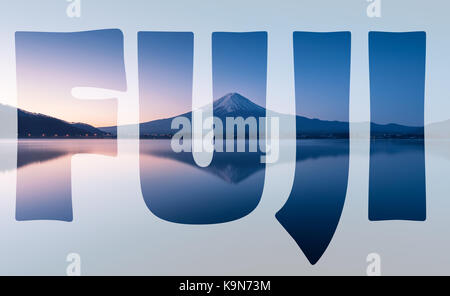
[0,93,426,139]
[0,104,111,138]
[99,92,423,138]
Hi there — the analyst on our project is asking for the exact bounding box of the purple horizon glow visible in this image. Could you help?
[15,30,126,127]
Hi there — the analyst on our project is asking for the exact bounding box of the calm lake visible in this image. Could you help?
[0,138,446,275]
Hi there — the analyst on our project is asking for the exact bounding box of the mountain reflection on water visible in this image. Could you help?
[6,139,350,226]
[139,140,266,224]
[14,140,117,222]
[2,138,432,266]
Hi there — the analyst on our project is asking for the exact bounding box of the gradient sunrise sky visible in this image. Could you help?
[15,30,269,127]
[369,32,426,127]
[16,29,423,127]
[15,29,126,127]
[294,32,351,122]
[138,31,267,123]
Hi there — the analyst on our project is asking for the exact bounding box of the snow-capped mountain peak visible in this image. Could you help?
[213,92,265,116]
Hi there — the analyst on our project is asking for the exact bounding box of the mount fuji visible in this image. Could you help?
[98,92,424,139]
[212,92,266,118]
[100,92,269,137]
